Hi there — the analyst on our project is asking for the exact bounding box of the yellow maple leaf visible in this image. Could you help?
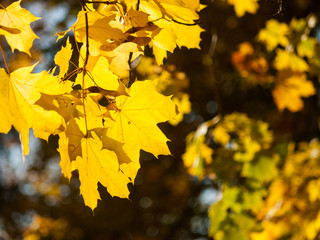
[55,108,131,210]
[274,49,309,72]
[0,0,40,56]
[76,133,129,209]
[75,54,119,91]
[159,0,199,24]
[73,129,131,210]
[106,80,178,179]
[171,22,203,49]
[258,20,290,51]
[227,0,259,17]
[0,66,65,156]
[73,10,125,45]
[36,87,139,207]
[272,71,315,112]
[151,19,177,64]
[39,93,104,179]
[139,0,202,64]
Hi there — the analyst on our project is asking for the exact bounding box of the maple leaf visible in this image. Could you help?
[150,19,203,64]
[0,66,65,156]
[76,130,131,210]
[227,0,259,17]
[106,80,178,179]
[0,0,40,56]
[274,49,308,72]
[258,20,290,51]
[60,124,131,209]
[75,53,119,91]
[171,22,203,49]
[73,10,125,49]
[38,92,132,209]
[272,71,315,112]
[156,0,199,24]
[138,0,203,64]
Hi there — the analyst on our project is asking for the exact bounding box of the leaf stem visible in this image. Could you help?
[0,43,10,74]
[73,28,84,62]
[79,0,90,137]
[83,12,89,70]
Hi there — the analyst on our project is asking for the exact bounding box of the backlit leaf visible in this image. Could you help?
[258,20,290,51]
[272,71,315,112]
[106,80,178,179]
[0,66,64,156]
[0,0,40,55]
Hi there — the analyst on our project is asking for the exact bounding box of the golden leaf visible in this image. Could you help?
[274,49,309,72]
[0,66,64,156]
[106,80,178,179]
[258,20,290,51]
[227,0,259,17]
[75,54,119,91]
[75,130,131,210]
[0,0,40,55]
[272,71,315,112]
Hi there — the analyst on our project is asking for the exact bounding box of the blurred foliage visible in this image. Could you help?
[182,0,320,239]
[1,0,320,239]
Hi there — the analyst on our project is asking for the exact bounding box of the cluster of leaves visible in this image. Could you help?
[2,0,320,238]
[182,0,320,239]
[185,112,320,239]
[184,113,277,238]
[232,16,318,112]
[0,0,203,210]
[252,140,320,240]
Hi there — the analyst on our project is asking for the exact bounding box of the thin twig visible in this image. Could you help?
[207,31,222,115]
[61,68,82,82]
